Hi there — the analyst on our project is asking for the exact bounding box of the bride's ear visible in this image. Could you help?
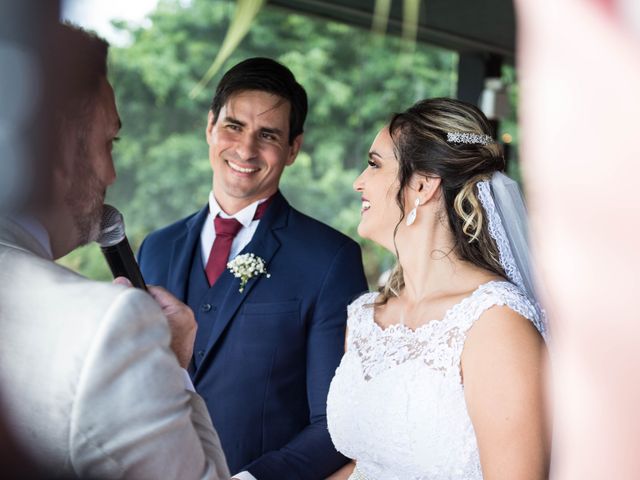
[411,174,441,205]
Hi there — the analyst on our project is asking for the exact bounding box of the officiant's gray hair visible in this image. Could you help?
[378,97,506,305]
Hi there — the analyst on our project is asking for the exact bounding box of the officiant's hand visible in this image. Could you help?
[115,277,196,368]
[147,285,197,368]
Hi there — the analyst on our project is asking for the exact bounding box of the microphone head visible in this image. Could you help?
[97,204,125,247]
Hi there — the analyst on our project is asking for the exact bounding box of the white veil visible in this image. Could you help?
[477,172,548,337]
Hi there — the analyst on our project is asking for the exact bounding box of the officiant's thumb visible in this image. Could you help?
[113,276,133,288]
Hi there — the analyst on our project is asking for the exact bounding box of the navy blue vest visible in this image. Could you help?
[186,245,228,371]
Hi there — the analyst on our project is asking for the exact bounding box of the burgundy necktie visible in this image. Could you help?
[204,197,273,286]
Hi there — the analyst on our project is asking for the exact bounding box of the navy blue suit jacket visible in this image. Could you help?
[138,192,368,479]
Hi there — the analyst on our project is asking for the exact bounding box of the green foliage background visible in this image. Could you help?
[60,0,516,287]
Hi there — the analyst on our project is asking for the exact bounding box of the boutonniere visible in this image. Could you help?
[227,253,271,293]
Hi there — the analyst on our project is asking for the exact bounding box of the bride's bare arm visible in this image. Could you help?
[461,305,549,480]
[325,461,355,480]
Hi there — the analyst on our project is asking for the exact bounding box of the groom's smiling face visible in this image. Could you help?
[206,90,303,215]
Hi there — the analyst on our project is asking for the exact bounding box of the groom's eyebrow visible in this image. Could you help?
[261,126,284,137]
[223,116,244,126]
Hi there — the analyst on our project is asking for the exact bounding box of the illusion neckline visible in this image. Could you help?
[367,280,512,335]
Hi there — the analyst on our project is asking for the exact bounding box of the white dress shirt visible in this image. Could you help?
[200,192,264,480]
[232,471,258,480]
[200,192,267,268]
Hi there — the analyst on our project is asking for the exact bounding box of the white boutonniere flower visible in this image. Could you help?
[227,253,270,293]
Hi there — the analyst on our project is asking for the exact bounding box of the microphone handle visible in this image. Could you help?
[100,238,147,291]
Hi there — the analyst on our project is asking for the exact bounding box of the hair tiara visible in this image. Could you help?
[447,131,494,146]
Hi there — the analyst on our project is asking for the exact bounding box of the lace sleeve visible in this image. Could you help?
[438,282,543,378]
[345,292,376,351]
[455,282,541,338]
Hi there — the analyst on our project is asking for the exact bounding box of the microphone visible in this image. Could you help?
[97,204,147,291]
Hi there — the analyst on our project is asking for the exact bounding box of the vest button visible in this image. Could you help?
[201,303,212,312]
[197,350,205,357]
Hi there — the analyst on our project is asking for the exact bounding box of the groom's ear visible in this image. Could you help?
[285,133,303,166]
[206,110,215,145]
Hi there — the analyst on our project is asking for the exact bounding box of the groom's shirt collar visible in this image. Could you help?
[208,192,266,228]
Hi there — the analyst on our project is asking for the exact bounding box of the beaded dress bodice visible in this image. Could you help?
[326,281,540,480]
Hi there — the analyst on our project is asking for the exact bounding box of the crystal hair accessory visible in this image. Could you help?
[447,131,493,145]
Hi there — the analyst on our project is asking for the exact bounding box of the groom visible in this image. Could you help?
[138,58,368,480]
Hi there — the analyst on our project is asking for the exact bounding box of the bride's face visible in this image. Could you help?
[353,127,402,250]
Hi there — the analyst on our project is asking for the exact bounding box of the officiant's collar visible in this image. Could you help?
[10,215,53,260]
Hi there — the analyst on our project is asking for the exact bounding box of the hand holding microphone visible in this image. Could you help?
[98,205,196,366]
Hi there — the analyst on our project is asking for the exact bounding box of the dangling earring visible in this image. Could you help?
[406,198,420,226]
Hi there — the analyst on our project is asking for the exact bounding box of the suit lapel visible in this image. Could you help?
[193,193,289,381]
[166,205,208,302]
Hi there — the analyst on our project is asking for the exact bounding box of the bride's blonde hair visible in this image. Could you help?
[378,98,505,305]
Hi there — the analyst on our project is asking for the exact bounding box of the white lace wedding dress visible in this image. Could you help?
[327,281,543,480]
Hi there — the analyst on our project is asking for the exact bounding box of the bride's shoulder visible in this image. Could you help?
[347,291,378,314]
[463,280,547,342]
[473,281,539,322]
[346,291,378,328]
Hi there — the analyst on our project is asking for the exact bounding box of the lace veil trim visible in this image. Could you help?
[477,174,547,337]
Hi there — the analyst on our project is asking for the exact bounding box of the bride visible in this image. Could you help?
[326,98,549,479]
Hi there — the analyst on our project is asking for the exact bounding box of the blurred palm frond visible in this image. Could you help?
[402,0,420,44]
[189,0,265,99]
[373,0,421,49]
[372,0,392,34]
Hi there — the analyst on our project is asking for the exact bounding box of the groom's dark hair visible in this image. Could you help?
[210,57,308,145]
